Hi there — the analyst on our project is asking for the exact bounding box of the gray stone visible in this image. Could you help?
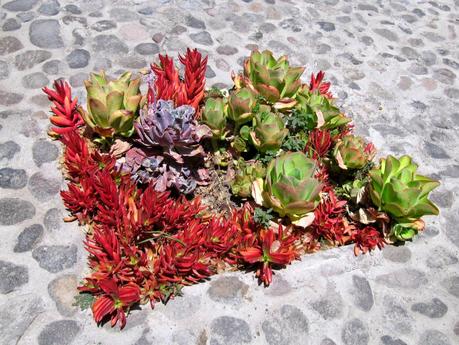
[2,18,21,31]
[210,316,251,345]
[279,18,302,32]
[376,269,427,289]
[38,0,60,15]
[216,45,238,55]
[0,198,35,225]
[32,139,59,166]
[383,297,412,334]
[32,245,78,273]
[445,88,459,99]
[424,141,450,159]
[321,339,337,345]
[29,19,64,48]
[186,15,205,29]
[0,260,28,293]
[206,65,216,78]
[0,60,9,79]
[92,34,129,55]
[48,274,78,316]
[66,49,90,68]
[0,141,20,160]
[260,23,276,33]
[64,4,81,14]
[109,7,138,22]
[38,320,81,345]
[442,276,459,298]
[208,276,248,303]
[401,46,420,60]
[2,0,38,11]
[351,275,374,311]
[0,168,27,189]
[433,68,456,85]
[160,293,201,320]
[381,336,408,345]
[315,43,331,54]
[317,21,335,32]
[430,190,454,208]
[264,275,292,296]
[118,55,146,69]
[341,319,369,345]
[0,36,23,55]
[28,172,61,201]
[42,59,65,74]
[421,51,437,66]
[190,31,213,46]
[443,58,459,70]
[91,20,117,32]
[22,72,49,88]
[261,305,309,345]
[408,63,428,75]
[373,28,398,42]
[69,72,87,87]
[382,245,412,263]
[426,246,458,268]
[135,43,159,55]
[17,11,36,22]
[14,224,43,252]
[0,295,44,344]
[15,50,52,71]
[411,298,448,318]
[418,330,451,345]
[44,208,62,232]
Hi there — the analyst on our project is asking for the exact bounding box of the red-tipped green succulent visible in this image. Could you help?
[202,97,227,140]
[261,152,323,220]
[231,159,266,198]
[333,135,376,170]
[43,80,84,136]
[369,155,440,223]
[239,227,296,286]
[249,111,288,153]
[227,87,257,126]
[236,50,304,109]
[82,71,142,138]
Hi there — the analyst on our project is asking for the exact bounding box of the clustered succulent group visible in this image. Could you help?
[44,48,440,329]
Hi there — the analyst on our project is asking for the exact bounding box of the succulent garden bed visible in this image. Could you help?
[44,48,440,329]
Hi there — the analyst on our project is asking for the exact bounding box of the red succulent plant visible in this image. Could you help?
[43,80,84,135]
[351,226,385,256]
[305,129,332,159]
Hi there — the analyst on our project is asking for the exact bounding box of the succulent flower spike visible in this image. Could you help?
[236,50,304,109]
[309,71,332,99]
[369,155,440,223]
[202,97,227,140]
[227,87,257,126]
[261,152,323,220]
[82,71,142,138]
[43,80,84,136]
[333,135,376,170]
[249,111,288,153]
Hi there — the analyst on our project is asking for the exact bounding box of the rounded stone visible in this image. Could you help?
[42,59,65,74]
[66,49,90,69]
[15,50,52,71]
[317,21,335,32]
[64,4,81,14]
[2,0,38,11]
[29,19,64,48]
[2,18,21,31]
[0,60,9,79]
[0,168,27,189]
[91,20,117,32]
[382,245,412,263]
[44,208,62,232]
[208,276,248,303]
[211,316,251,344]
[0,91,23,105]
[32,245,78,273]
[190,31,213,46]
[14,224,44,252]
[411,298,448,318]
[441,276,459,298]
[32,139,59,167]
[185,15,205,29]
[48,274,78,316]
[38,320,81,345]
[373,28,398,42]
[0,36,23,55]
[38,0,60,15]
[426,246,458,268]
[0,198,35,225]
[376,269,427,289]
[381,335,408,345]
[216,45,238,55]
[424,141,450,159]
[418,330,451,345]
[22,72,49,89]
[352,275,374,311]
[262,305,309,345]
[134,43,160,55]
[28,172,60,201]
[0,260,28,294]
[445,88,459,99]
[0,141,20,160]
[433,68,456,85]
[92,34,128,55]
[342,319,369,345]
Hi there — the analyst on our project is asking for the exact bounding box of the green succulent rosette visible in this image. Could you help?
[202,97,227,140]
[333,135,376,170]
[249,111,288,153]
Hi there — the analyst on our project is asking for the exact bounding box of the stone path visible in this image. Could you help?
[1,0,458,344]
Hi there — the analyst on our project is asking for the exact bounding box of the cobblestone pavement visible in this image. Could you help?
[1,0,458,344]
